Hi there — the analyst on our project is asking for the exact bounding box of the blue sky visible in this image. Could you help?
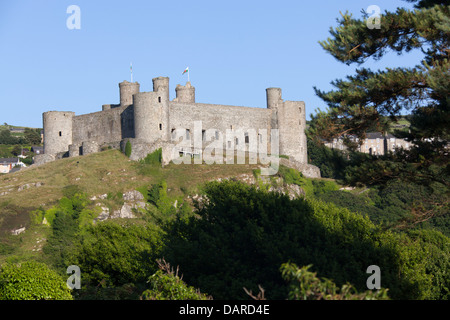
[0,0,421,128]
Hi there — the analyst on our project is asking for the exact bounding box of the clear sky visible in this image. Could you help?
[0,0,421,128]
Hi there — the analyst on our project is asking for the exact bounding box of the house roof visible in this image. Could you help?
[0,158,19,164]
[365,132,384,139]
[323,132,399,142]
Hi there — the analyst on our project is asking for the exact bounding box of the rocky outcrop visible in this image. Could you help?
[280,158,321,179]
[11,226,26,235]
[92,190,148,223]
[17,182,43,192]
[123,190,145,201]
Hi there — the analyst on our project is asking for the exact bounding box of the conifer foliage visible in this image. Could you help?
[311,0,449,187]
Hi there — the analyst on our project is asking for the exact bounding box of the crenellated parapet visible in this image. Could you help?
[40,75,316,177]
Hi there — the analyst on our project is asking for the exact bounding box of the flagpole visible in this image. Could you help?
[130,62,133,82]
[188,68,190,82]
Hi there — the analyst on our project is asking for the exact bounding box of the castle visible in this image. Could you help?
[35,76,320,178]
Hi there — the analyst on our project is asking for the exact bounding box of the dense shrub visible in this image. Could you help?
[278,165,314,195]
[314,179,449,236]
[140,148,162,165]
[306,137,349,179]
[69,220,162,288]
[0,261,72,300]
[124,140,132,158]
[281,263,389,300]
[141,259,209,300]
[162,180,446,300]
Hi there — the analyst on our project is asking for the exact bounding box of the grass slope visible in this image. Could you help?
[0,149,264,262]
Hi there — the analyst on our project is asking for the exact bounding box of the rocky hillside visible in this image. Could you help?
[0,149,322,264]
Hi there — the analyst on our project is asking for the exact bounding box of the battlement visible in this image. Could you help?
[39,75,317,177]
[119,80,140,107]
[175,82,195,103]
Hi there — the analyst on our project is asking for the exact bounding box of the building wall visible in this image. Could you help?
[119,81,140,107]
[360,137,385,155]
[386,137,410,153]
[168,102,272,152]
[0,164,10,173]
[43,111,75,154]
[134,91,163,142]
[325,135,412,155]
[175,82,195,103]
[41,78,311,172]
[278,100,307,163]
[72,108,122,145]
[71,105,135,146]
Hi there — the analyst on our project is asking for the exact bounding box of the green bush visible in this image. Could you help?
[147,180,190,223]
[162,180,446,300]
[41,192,98,271]
[141,259,209,300]
[43,210,79,270]
[70,220,162,288]
[281,263,389,300]
[125,140,132,158]
[278,165,314,196]
[148,181,166,206]
[306,137,349,179]
[315,190,387,225]
[30,207,45,225]
[0,261,73,300]
[141,148,162,166]
[311,179,339,196]
[62,184,84,199]
[405,229,450,300]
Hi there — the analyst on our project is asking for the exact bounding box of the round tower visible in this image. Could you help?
[133,92,159,142]
[152,76,170,140]
[175,82,195,103]
[43,111,75,155]
[266,87,282,109]
[119,80,140,107]
[152,77,170,101]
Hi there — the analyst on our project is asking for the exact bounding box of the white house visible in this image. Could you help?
[0,158,27,174]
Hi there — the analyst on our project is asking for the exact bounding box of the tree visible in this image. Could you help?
[0,130,17,145]
[141,259,210,300]
[281,263,389,300]
[311,1,449,187]
[163,180,445,300]
[70,220,161,288]
[24,128,42,145]
[11,145,23,156]
[0,261,73,300]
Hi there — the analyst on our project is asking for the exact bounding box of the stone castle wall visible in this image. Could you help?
[39,77,320,178]
[71,104,135,146]
[169,102,272,149]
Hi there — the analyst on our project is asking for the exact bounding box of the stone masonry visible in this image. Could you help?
[35,76,320,178]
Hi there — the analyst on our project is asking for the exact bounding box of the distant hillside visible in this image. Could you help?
[0,124,42,135]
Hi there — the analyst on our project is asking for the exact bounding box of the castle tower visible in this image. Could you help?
[152,77,169,101]
[266,88,307,163]
[175,82,195,103]
[152,76,170,140]
[133,77,171,142]
[119,80,140,107]
[43,111,75,155]
[266,87,282,110]
[133,92,159,142]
